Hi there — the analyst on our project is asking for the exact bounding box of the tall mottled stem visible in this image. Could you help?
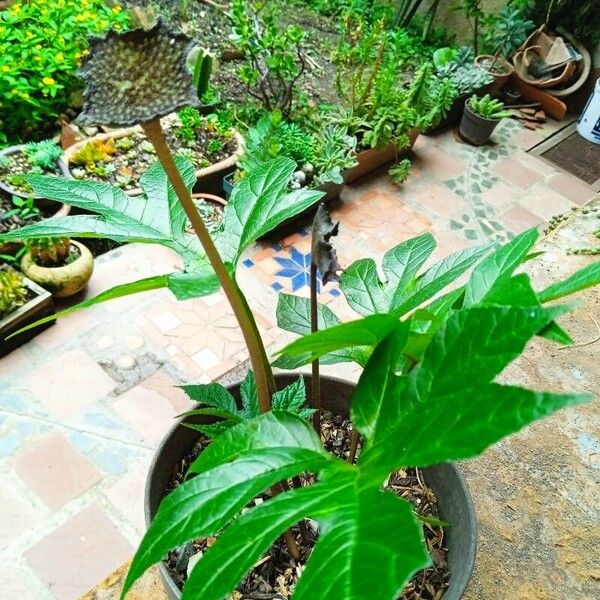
[310,261,321,432]
[141,118,275,411]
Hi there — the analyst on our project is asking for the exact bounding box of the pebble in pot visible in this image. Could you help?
[459,94,511,146]
[20,236,94,298]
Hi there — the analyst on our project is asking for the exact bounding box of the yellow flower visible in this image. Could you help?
[20,92,29,99]
[34,56,42,61]
[1,65,9,73]
[42,76,56,86]
[99,19,108,28]
[11,89,18,95]
[26,31,34,38]
[35,44,42,50]
[112,5,122,13]
[55,52,64,62]
[75,52,82,60]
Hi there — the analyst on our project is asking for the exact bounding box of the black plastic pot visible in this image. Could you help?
[427,84,490,133]
[459,101,502,146]
[222,171,235,201]
[145,374,477,600]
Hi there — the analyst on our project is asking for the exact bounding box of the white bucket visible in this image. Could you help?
[577,79,600,145]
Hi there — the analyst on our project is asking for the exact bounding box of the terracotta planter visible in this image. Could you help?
[0,144,70,201]
[145,374,477,600]
[459,100,502,146]
[0,267,55,357]
[0,202,71,256]
[475,55,514,95]
[61,126,244,197]
[20,240,94,298]
[343,128,419,184]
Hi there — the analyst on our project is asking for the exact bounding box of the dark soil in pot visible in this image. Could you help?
[146,375,476,600]
[67,126,237,194]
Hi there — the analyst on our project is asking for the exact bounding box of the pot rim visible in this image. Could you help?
[474,54,515,76]
[463,99,503,124]
[0,143,71,200]
[21,239,92,274]
[144,373,477,600]
[62,126,245,197]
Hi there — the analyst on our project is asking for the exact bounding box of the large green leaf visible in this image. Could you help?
[277,314,399,364]
[357,304,586,482]
[464,228,538,306]
[182,473,429,600]
[340,233,436,316]
[537,260,600,303]
[362,383,587,470]
[123,413,332,596]
[273,293,369,368]
[392,244,492,316]
[216,157,324,264]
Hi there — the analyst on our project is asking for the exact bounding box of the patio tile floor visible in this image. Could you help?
[0,121,596,598]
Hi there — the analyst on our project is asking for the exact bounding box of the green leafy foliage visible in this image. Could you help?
[123,278,592,599]
[389,158,412,185]
[22,140,63,170]
[230,0,307,117]
[468,94,511,120]
[0,0,129,144]
[0,267,27,318]
[0,156,323,312]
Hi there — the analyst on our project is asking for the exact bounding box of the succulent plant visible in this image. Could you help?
[77,18,198,128]
[468,94,512,120]
[190,47,215,103]
[71,138,117,169]
[23,140,63,171]
[0,269,27,318]
[26,237,72,267]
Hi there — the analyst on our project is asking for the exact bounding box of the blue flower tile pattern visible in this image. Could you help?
[273,247,319,292]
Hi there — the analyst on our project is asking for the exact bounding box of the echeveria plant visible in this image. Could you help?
[3,20,600,600]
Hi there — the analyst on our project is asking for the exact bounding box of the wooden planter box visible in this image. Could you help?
[343,128,419,184]
[0,270,55,357]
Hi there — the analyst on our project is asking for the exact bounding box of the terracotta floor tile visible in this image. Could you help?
[514,126,544,150]
[520,185,575,221]
[22,349,116,420]
[112,385,180,445]
[33,310,97,352]
[139,368,190,413]
[497,204,544,234]
[548,173,595,206]
[104,466,148,535]
[25,504,133,600]
[12,433,101,510]
[412,184,468,219]
[0,481,42,546]
[492,157,543,190]
[414,144,466,180]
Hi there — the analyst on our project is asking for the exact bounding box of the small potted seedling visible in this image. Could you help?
[459,94,511,145]
[0,140,71,200]
[0,266,54,356]
[20,236,94,298]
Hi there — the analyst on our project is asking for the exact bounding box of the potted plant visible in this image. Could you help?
[0,194,71,258]
[0,266,55,357]
[0,140,70,200]
[19,236,94,298]
[332,19,440,183]
[459,94,512,145]
[431,45,494,130]
[475,6,534,94]
[225,112,356,227]
[61,108,243,196]
[4,20,600,600]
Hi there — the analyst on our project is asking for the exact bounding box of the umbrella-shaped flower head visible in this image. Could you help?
[78,18,198,127]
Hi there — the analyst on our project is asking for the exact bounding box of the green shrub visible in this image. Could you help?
[0,0,129,145]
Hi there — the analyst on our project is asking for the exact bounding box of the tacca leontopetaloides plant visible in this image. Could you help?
[2,19,600,600]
